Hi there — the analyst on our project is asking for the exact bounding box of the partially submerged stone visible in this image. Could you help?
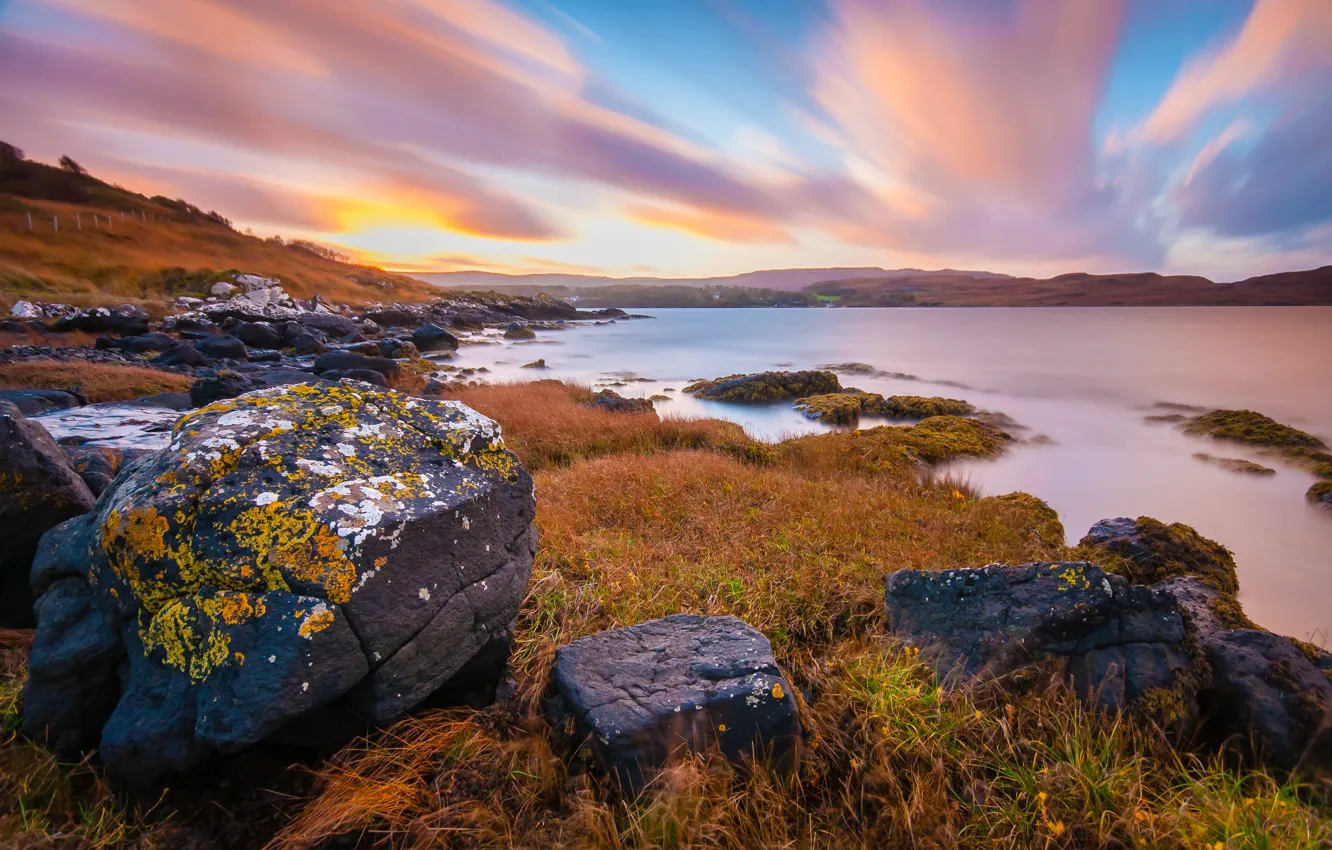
[586,389,655,415]
[23,382,536,779]
[1191,453,1276,476]
[884,562,1196,718]
[550,614,801,793]
[0,401,96,627]
[685,370,840,403]
[795,392,975,425]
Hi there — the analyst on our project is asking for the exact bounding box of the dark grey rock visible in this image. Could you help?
[0,401,96,627]
[0,388,84,415]
[412,323,459,353]
[22,382,536,780]
[884,562,1194,714]
[100,332,175,354]
[313,350,400,380]
[364,308,418,327]
[154,343,210,368]
[196,334,249,361]
[53,305,149,336]
[298,312,360,340]
[128,392,193,411]
[189,371,256,407]
[587,389,655,415]
[381,339,419,360]
[235,322,283,350]
[551,614,801,793]
[63,446,149,496]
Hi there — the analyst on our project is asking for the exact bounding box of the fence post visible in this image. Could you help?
[53,216,58,232]
[26,212,32,230]
[93,214,99,228]
[76,212,81,230]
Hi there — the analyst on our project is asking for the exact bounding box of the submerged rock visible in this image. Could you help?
[23,382,537,779]
[685,370,840,403]
[884,562,1197,721]
[550,614,801,793]
[0,388,85,415]
[1191,453,1276,476]
[504,323,536,340]
[0,401,96,627]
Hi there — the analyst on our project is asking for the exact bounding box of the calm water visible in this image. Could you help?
[460,307,1332,642]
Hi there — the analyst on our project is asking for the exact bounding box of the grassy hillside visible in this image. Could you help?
[0,145,440,312]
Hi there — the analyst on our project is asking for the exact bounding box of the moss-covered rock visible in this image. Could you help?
[1308,480,1332,509]
[795,392,976,425]
[1182,409,1326,450]
[986,492,1065,546]
[685,370,840,402]
[780,416,1011,473]
[1077,516,1239,594]
[1191,453,1276,476]
[22,382,537,779]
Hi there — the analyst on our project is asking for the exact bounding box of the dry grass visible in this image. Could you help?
[2,380,1329,847]
[0,196,441,309]
[0,329,97,349]
[440,381,774,469]
[0,359,194,403]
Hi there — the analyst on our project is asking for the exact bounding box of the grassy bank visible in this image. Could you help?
[2,382,1329,847]
[0,360,193,403]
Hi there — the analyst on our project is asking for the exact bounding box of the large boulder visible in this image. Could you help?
[63,445,150,496]
[685,371,841,403]
[503,323,536,340]
[23,382,537,779]
[154,343,211,369]
[0,401,96,627]
[550,614,802,793]
[298,313,360,340]
[196,334,249,362]
[411,323,459,353]
[100,332,176,354]
[884,562,1198,718]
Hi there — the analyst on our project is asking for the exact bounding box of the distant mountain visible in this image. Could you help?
[415,267,1012,292]
[806,267,1332,307]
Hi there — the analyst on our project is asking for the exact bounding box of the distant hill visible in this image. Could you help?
[0,142,439,310]
[807,268,1332,307]
[417,267,1011,292]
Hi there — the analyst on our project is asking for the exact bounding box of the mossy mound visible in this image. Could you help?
[1191,453,1276,476]
[781,415,1010,473]
[1308,480,1332,509]
[1077,516,1238,594]
[794,392,870,425]
[795,392,976,425]
[684,370,840,402]
[985,492,1066,545]
[1183,409,1326,450]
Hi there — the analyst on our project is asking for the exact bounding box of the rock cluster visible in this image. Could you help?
[684,370,841,402]
[22,382,537,779]
[586,389,655,415]
[886,517,1332,775]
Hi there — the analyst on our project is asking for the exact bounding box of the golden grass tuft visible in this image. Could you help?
[0,359,194,403]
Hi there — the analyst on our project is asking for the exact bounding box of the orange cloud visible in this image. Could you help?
[1137,0,1332,144]
[627,203,792,244]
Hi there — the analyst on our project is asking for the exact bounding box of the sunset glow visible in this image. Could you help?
[3,0,1329,280]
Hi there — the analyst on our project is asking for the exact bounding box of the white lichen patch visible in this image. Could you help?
[255,492,279,506]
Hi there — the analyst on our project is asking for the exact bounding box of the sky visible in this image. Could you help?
[1,0,1329,281]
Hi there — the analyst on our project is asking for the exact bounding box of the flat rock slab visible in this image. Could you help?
[551,614,801,793]
[885,562,1192,713]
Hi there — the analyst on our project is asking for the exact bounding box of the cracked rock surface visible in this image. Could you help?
[885,562,1194,714]
[22,381,536,779]
[551,614,802,793]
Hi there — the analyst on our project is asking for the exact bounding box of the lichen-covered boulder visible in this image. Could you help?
[23,382,536,779]
[885,562,1197,719]
[685,370,841,403]
[550,614,802,793]
[63,446,151,496]
[0,401,96,627]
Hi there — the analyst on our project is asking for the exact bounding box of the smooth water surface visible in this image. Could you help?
[455,307,1332,641]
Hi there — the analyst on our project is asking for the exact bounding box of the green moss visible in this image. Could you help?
[987,493,1065,545]
[1208,592,1257,631]
[871,395,976,419]
[1076,516,1239,594]
[795,392,978,425]
[781,415,1010,473]
[684,370,840,402]
[794,392,868,425]
[1183,409,1326,450]
[1191,453,1276,476]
